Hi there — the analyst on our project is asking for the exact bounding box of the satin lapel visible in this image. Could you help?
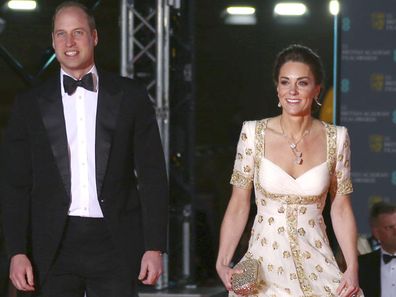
[375,250,382,296]
[37,77,71,198]
[95,72,123,198]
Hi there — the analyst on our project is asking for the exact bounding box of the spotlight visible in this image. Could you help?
[274,2,307,16]
[223,6,257,25]
[226,6,256,16]
[7,0,37,11]
[329,0,340,16]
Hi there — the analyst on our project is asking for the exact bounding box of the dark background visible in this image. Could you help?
[0,0,335,288]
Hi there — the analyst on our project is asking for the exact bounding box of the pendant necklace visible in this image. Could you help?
[280,118,311,165]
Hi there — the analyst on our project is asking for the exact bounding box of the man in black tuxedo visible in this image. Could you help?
[358,202,396,297]
[0,2,168,296]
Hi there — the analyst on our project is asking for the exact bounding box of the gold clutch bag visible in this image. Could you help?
[231,259,259,295]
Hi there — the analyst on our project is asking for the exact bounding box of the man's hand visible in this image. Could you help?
[138,250,163,285]
[9,254,35,291]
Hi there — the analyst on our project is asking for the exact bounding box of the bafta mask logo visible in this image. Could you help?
[371,12,385,30]
[370,73,384,91]
[342,17,351,31]
[341,78,350,93]
[369,135,384,152]
[369,196,383,206]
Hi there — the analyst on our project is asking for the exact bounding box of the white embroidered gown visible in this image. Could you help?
[230,119,356,297]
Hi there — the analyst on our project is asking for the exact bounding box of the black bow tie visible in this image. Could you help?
[383,254,396,264]
[63,73,95,96]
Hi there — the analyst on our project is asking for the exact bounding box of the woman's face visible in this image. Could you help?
[276,61,320,116]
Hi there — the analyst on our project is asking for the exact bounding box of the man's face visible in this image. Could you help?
[372,212,396,254]
[52,6,97,79]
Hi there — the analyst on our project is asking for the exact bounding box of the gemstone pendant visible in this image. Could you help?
[295,157,302,164]
[290,143,297,149]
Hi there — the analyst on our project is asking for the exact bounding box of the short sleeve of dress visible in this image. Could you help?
[330,126,353,197]
[230,121,256,190]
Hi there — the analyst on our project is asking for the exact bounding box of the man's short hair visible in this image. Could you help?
[369,201,396,227]
[52,1,96,32]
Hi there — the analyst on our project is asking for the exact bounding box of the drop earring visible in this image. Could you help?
[314,96,322,106]
[278,102,282,108]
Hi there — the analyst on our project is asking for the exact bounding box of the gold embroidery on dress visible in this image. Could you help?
[277,266,284,275]
[325,257,331,264]
[256,233,260,241]
[326,123,337,175]
[286,206,314,296]
[244,165,252,173]
[230,170,252,189]
[315,240,323,249]
[256,185,323,205]
[344,159,350,167]
[245,251,253,258]
[254,119,267,173]
[272,241,279,250]
[298,228,306,236]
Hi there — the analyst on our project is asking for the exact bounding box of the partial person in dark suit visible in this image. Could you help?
[0,2,168,296]
[358,202,396,297]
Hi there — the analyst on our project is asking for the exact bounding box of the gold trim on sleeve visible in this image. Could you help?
[336,178,353,195]
[230,170,253,189]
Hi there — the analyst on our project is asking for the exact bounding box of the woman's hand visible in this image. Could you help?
[216,263,241,291]
[336,266,361,297]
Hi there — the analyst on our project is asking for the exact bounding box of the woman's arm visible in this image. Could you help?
[331,194,360,297]
[216,186,252,291]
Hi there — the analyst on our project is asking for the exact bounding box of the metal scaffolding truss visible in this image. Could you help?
[120,0,175,173]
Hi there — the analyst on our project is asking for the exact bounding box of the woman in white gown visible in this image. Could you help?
[216,45,362,297]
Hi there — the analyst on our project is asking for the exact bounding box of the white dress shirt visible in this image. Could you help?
[60,66,103,218]
[381,248,396,297]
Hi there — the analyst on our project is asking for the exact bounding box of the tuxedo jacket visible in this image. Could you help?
[358,249,381,297]
[0,70,168,285]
